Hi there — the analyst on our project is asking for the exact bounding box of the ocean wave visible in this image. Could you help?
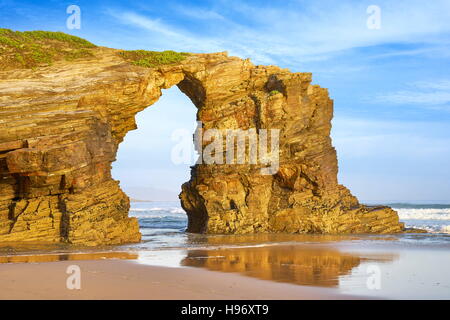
[130,214,187,219]
[396,208,450,220]
[402,223,450,234]
[170,208,186,214]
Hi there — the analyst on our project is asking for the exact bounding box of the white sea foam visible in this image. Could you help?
[170,208,185,214]
[440,225,450,234]
[396,208,450,220]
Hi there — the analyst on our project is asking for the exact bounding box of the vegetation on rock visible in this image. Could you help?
[0,29,96,70]
[269,90,280,96]
[118,49,190,68]
[0,29,190,71]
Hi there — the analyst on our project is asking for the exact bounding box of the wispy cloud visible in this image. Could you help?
[119,12,184,38]
[333,117,450,160]
[108,9,278,64]
[367,46,450,60]
[108,0,450,66]
[374,80,450,106]
[172,6,226,21]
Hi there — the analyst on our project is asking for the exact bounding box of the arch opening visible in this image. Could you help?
[113,86,197,202]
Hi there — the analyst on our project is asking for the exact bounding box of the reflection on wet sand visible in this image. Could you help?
[181,245,397,287]
[0,251,138,264]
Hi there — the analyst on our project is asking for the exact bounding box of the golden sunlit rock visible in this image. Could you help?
[0,36,404,245]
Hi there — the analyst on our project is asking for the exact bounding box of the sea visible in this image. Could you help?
[128,201,450,251]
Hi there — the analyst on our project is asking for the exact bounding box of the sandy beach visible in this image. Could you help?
[0,258,358,300]
[1,238,449,300]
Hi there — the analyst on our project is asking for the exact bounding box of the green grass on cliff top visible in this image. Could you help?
[118,49,190,68]
[0,29,190,71]
[0,29,97,70]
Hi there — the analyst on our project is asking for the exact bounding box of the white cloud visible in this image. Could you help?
[108,9,277,64]
[108,0,450,66]
[378,92,450,105]
[374,80,450,106]
[119,12,184,38]
[367,46,450,60]
[333,117,450,158]
[414,80,450,91]
[172,6,226,21]
[111,11,222,50]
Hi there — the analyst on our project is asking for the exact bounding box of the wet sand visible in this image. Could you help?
[0,258,359,300]
[1,237,449,300]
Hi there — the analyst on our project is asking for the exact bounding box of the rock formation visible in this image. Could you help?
[0,31,404,245]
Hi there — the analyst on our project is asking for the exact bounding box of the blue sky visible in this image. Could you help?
[2,0,450,201]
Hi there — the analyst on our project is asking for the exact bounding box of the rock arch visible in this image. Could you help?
[0,49,404,245]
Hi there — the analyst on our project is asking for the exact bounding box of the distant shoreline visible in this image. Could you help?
[130,198,180,203]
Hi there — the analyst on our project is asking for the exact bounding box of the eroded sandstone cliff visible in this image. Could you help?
[0,31,404,245]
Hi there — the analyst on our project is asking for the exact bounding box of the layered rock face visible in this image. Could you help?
[0,46,404,245]
[178,59,404,235]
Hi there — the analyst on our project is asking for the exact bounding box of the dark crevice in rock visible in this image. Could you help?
[177,73,206,109]
[58,196,69,242]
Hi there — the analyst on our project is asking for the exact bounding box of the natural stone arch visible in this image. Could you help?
[0,48,404,246]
